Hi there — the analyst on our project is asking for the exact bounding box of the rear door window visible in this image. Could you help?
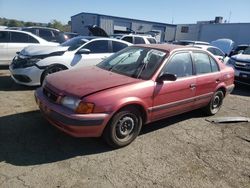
[0,31,9,42]
[10,32,29,43]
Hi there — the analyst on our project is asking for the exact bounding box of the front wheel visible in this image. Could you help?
[204,90,224,115]
[103,107,142,148]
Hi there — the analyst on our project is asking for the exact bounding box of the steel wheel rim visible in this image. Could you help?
[115,114,137,141]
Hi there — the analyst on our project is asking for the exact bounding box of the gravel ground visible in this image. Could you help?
[0,68,249,188]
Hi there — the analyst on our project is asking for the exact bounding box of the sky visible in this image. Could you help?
[0,0,250,25]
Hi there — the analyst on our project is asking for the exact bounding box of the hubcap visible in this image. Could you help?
[212,95,220,109]
[116,116,135,137]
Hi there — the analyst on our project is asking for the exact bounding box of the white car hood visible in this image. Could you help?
[20,45,69,56]
[232,54,250,62]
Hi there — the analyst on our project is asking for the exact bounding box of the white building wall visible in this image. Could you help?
[175,24,200,41]
[100,17,114,35]
[71,13,98,35]
[199,23,250,45]
[165,26,176,42]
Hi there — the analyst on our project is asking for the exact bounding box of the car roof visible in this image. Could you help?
[193,44,219,49]
[0,29,53,43]
[72,36,132,45]
[23,26,60,31]
[134,43,191,53]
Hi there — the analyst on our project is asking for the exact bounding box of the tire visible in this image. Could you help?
[40,65,67,84]
[103,107,142,148]
[204,90,224,115]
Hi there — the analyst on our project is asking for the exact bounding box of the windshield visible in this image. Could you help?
[97,46,167,80]
[243,47,250,55]
[60,36,88,51]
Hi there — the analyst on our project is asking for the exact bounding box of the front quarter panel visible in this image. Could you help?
[84,80,156,123]
[36,55,73,68]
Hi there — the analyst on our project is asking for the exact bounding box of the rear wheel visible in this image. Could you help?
[40,65,67,84]
[204,90,224,115]
[103,107,142,148]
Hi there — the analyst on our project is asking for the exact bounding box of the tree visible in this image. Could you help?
[48,19,64,31]
[7,19,24,27]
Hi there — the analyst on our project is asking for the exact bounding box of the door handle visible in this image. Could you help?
[215,79,220,83]
[190,84,196,89]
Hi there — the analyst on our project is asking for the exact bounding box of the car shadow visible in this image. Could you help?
[231,84,250,97]
[0,75,37,91]
[140,109,203,135]
[0,109,204,166]
[0,110,112,166]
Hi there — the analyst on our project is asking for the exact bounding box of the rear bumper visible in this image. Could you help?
[35,88,110,137]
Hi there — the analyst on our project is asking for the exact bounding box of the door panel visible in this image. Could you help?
[151,77,196,121]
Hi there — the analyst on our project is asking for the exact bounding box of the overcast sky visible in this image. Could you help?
[0,0,249,24]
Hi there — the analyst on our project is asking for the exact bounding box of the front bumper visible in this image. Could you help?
[35,88,110,137]
[9,64,43,86]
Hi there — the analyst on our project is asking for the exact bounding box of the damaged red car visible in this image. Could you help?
[35,44,235,148]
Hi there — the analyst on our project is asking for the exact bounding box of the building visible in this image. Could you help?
[71,12,176,42]
[175,17,250,45]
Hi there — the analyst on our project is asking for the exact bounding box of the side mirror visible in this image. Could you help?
[76,48,91,55]
[156,73,177,83]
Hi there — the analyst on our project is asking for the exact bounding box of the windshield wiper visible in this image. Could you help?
[109,51,136,72]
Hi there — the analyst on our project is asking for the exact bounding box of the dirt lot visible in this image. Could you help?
[0,68,249,188]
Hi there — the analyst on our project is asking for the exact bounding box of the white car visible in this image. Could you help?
[0,29,58,65]
[193,44,229,63]
[120,34,157,44]
[227,47,250,85]
[9,36,131,86]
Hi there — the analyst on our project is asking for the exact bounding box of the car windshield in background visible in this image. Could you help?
[97,47,166,79]
[243,47,250,55]
[60,36,88,51]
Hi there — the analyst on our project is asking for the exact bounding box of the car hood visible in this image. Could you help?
[231,54,250,62]
[211,39,235,55]
[45,66,140,98]
[87,25,109,37]
[20,45,69,57]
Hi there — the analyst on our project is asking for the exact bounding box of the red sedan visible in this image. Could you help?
[35,44,235,148]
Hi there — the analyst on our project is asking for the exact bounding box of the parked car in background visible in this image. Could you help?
[172,40,209,46]
[21,26,67,43]
[9,36,131,86]
[7,26,77,43]
[0,29,58,65]
[35,44,234,148]
[211,38,235,56]
[120,34,157,44]
[229,44,250,57]
[227,46,250,85]
[193,44,229,63]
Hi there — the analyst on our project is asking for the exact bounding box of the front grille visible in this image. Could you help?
[43,87,59,103]
[234,61,250,72]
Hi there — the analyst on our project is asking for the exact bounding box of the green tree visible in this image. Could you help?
[7,19,24,27]
[48,19,64,31]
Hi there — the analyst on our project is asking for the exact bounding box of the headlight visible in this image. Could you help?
[24,58,41,67]
[60,96,94,114]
